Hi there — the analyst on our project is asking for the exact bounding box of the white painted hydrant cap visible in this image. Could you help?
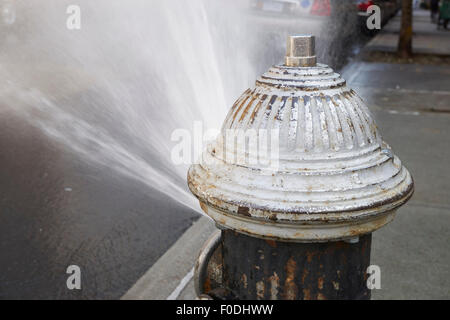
[188,35,414,242]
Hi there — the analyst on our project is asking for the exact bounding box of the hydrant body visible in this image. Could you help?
[221,230,371,300]
[188,35,413,300]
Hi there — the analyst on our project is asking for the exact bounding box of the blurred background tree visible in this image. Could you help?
[398,0,413,58]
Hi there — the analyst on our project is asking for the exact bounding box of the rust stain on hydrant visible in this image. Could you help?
[269,272,280,300]
[283,257,298,300]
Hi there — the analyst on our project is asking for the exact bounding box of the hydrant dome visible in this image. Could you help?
[188,36,413,242]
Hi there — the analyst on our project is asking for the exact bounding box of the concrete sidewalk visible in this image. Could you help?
[366,8,450,55]
[124,11,450,300]
[342,61,450,299]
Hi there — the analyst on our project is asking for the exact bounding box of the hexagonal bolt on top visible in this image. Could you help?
[285,35,317,67]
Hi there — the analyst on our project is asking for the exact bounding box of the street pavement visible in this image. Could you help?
[343,62,450,299]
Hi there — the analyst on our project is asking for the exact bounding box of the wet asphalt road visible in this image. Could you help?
[0,111,198,299]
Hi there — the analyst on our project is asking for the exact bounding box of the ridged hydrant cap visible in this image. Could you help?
[188,35,414,242]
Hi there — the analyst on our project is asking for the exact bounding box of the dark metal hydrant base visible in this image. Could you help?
[221,230,371,300]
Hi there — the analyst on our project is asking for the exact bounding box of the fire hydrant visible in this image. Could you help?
[188,35,413,300]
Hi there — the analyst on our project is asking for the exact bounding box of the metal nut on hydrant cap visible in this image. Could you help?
[188,35,414,243]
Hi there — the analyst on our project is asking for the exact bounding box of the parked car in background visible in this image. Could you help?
[249,0,300,14]
[250,0,400,21]
[249,0,338,17]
